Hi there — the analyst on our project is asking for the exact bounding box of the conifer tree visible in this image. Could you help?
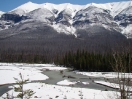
[14,73,35,99]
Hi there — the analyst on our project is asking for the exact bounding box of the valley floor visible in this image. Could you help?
[0,63,132,99]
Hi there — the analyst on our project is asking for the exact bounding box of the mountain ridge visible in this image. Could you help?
[9,1,132,17]
[0,1,132,38]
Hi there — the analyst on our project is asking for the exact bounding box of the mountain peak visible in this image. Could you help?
[18,1,38,7]
[27,1,33,4]
[24,1,34,5]
[12,1,40,13]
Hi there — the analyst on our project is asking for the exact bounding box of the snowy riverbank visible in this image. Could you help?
[0,62,131,99]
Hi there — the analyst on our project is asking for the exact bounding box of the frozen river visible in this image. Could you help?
[0,63,131,99]
[42,69,117,91]
[0,65,118,97]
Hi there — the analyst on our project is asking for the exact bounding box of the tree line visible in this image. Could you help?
[0,49,131,72]
[59,50,113,71]
[60,50,132,72]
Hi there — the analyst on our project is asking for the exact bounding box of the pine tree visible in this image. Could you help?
[14,73,35,99]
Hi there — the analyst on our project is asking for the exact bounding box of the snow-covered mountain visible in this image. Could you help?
[0,1,132,37]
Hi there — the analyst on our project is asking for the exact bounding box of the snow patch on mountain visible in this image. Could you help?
[26,8,55,23]
[52,3,83,16]
[122,24,132,38]
[109,1,131,17]
[119,6,132,15]
[52,23,77,36]
[0,11,4,17]
[40,3,57,12]
[10,1,40,15]
[8,9,26,16]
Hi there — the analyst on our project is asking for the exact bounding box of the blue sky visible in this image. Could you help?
[0,0,127,12]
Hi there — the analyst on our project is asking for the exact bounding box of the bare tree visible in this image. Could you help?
[112,51,132,99]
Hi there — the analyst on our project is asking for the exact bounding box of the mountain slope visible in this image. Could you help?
[26,8,55,23]
[114,5,132,38]
[73,6,118,29]
[0,1,131,58]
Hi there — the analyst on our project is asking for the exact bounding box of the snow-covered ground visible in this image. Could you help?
[0,63,48,85]
[2,83,119,99]
[0,63,131,99]
[76,71,132,78]
[0,63,67,85]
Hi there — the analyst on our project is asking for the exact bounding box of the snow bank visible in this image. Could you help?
[0,64,49,85]
[0,62,55,67]
[40,66,67,71]
[0,63,67,85]
[95,81,120,89]
[57,79,77,85]
[95,81,132,91]
[82,82,89,85]
[76,72,132,78]
[2,83,119,99]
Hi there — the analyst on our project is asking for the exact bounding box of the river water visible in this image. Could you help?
[0,68,118,97]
